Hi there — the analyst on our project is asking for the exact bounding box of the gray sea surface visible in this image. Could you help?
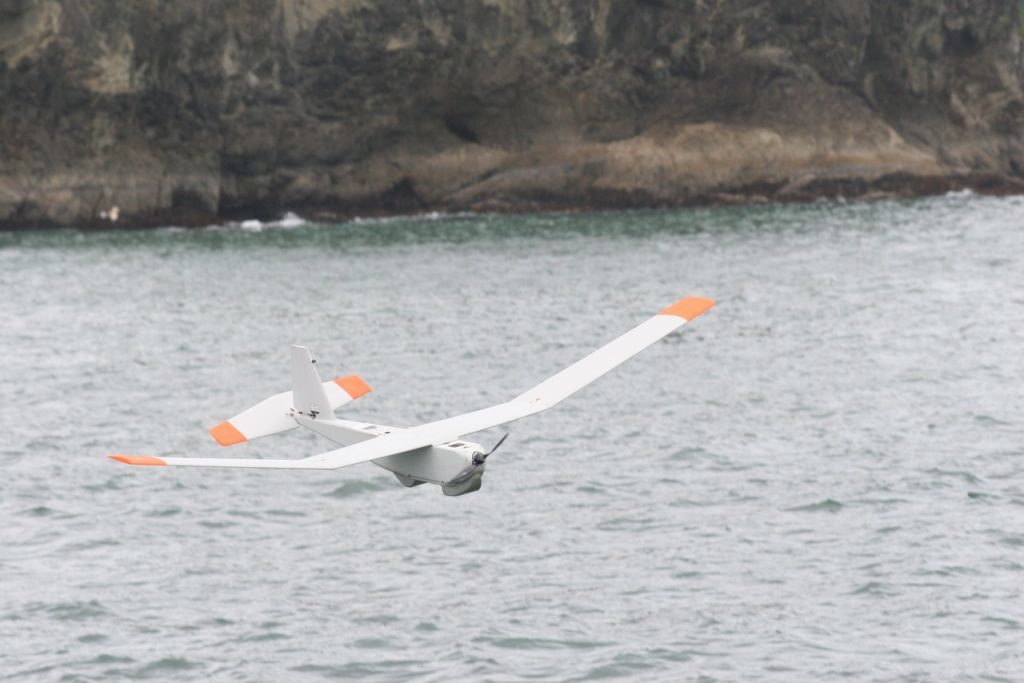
[1,194,1022,682]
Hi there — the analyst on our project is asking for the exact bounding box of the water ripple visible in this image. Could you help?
[1,196,1023,681]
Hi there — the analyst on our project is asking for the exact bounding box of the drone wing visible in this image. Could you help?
[304,296,714,469]
[109,296,713,470]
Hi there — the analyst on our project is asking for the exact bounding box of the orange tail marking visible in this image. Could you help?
[209,421,247,446]
[109,454,167,466]
[335,375,372,400]
[659,297,716,321]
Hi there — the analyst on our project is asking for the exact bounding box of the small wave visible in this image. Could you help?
[352,637,391,649]
[596,515,657,531]
[668,445,709,461]
[926,468,982,484]
[291,661,427,677]
[973,413,1011,427]
[142,506,182,518]
[849,581,895,596]
[16,505,57,517]
[198,519,237,529]
[672,570,703,579]
[61,538,121,553]
[785,498,843,513]
[485,635,611,650]
[36,600,109,621]
[92,654,135,664]
[238,631,290,642]
[325,479,389,498]
[132,657,202,678]
[265,508,307,517]
[981,616,1020,630]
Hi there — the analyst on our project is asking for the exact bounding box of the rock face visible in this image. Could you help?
[1,0,1022,227]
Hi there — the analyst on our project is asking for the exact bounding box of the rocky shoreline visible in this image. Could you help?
[21,169,1018,232]
[2,1,1022,229]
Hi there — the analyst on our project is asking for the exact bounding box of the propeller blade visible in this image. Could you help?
[472,432,510,465]
[485,432,509,458]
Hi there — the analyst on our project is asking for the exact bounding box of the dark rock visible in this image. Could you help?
[0,0,1021,228]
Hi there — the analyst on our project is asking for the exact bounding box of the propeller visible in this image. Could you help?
[447,433,511,489]
[472,432,509,466]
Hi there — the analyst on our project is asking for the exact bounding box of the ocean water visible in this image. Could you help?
[1,194,1022,682]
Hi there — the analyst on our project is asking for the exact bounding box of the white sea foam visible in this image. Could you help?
[348,210,477,225]
[271,211,307,228]
[209,212,309,232]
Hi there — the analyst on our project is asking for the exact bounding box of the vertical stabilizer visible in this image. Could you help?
[290,345,333,419]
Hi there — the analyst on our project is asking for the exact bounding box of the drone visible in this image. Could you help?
[110,296,714,496]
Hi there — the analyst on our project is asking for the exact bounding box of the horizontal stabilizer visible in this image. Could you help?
[209,375,371,446]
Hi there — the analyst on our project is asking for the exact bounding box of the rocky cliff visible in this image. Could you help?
[1,0,1022,228]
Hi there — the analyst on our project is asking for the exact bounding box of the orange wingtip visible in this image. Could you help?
[109,454,167,466]
[660,297,716,320]
[209,421,247,447]
[335,375,372,400]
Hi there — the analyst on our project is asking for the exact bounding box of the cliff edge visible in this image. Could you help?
[1,0,1022,228]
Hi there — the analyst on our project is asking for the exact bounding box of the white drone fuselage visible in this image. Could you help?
[110,296,715,497]
[295,413,487,496]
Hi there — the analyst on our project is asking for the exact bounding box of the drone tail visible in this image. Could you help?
[289,344,335,420]
[206,346,371,447]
